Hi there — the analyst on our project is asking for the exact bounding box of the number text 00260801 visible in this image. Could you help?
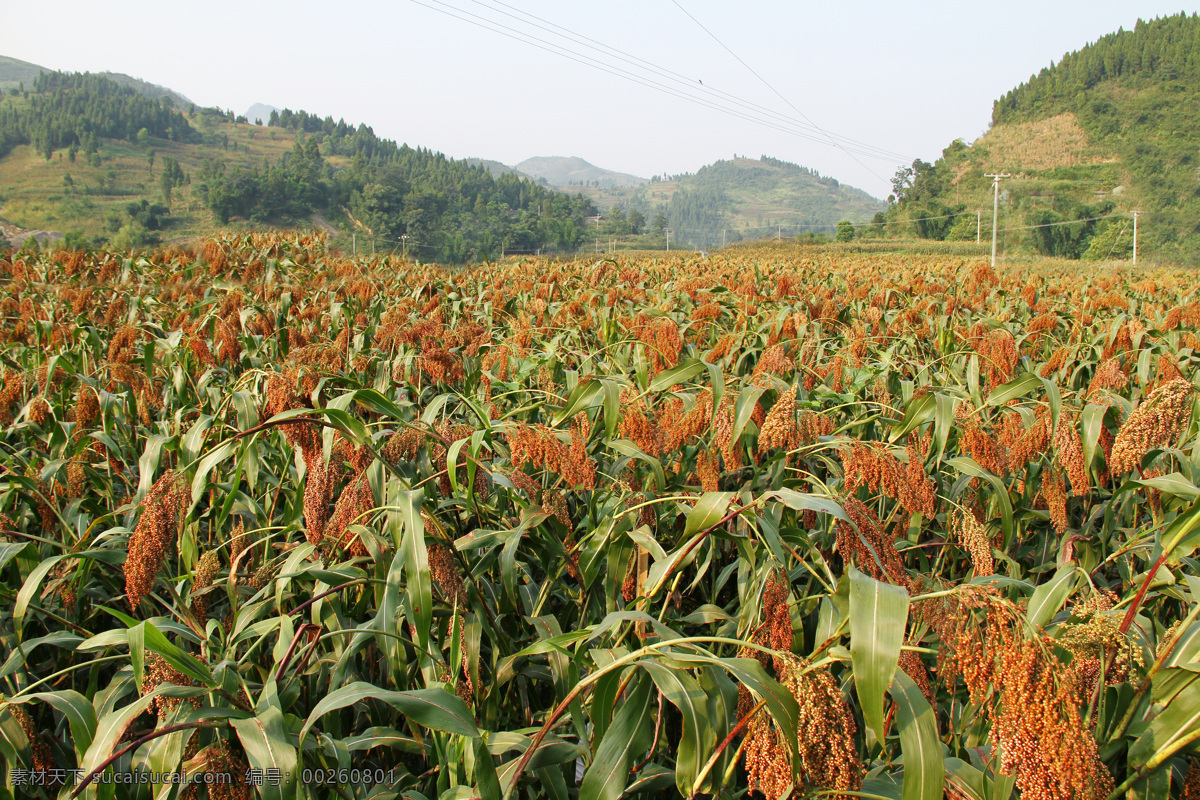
[301,768,397,786]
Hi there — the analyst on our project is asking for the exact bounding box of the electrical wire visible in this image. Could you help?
[462,0,912,163]
[666,211,1131,235]
[668,0,892,186]
[405,0,911,163]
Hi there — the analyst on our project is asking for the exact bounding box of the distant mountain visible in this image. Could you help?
[95,72,192,108]
[464,158,530,179]
[515,156,646,189]
[0,55,46,92]
[245,103,279,125]
[578,156,885,249]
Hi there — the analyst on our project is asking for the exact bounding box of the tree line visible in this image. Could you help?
[197,107,597,262]
[0,71,197,161]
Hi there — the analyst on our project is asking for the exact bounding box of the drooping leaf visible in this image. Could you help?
[578,673,656,800]
[300,682,479,744]
[849,568,909,743]
[889,670,943,800]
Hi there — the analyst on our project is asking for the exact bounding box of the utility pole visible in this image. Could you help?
[1132,211,1139,265]
[400,234,409,259]
[976,210,981,245]
[985,173,1010,267]
[723,229,727,248]
[665,228,672,252]
[352,232,356,257]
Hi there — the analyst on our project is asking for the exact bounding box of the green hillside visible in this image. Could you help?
[882,12,1200,262]
[579,156,886,250]
[0,55,192,107]
[0,55,46,92]
[0,73,596,261]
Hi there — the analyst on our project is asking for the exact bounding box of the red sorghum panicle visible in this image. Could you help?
[73,384,99,438]
[713,401,741,471]
[835,498,909,588]
[953,509,994,576]
[924,587,1114,800]
[757,387,800,457]
[9,705,58,780]
[141,653,202,719]
[1054,416,1089,494]
[1057,604,1142,697]
[1087,357,1127,398]
[696,448,721,492]
[125,470,190,611]
[302,446,333,546]
[429,543,467,609]
[743,655,863,799]
[323,470,374,556]
[1110,378,1193,474]
[842,440,936,518]
[1183,759,1200,800]
[205,740,254,800]
[191,550,219,620]
[0,370,23,425]
[1041,466,1070,534]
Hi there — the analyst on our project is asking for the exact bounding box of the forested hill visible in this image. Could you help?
[0,71,596,262]
[882,13,1200,261]
[993,14,1200,122]
[259,108,595,260]
[0,72,198,161]
[578,156,885,250]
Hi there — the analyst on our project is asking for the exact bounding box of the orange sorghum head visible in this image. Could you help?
[125,471,190,612]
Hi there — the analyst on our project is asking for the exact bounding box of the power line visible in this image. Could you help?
[667,211,1131,235]
[668,0,892,186]
[405,0,911,162]
[465,0,912,162]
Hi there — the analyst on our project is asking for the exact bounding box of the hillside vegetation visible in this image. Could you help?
[882,12,1200,262]
[0,74,597,261]
[0,63,889,258]
[580,155,886,250]
[0,56,46,93]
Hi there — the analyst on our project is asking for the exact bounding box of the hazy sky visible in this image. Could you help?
[3,1,1195,198]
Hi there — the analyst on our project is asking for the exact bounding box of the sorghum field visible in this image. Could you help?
[2,233,1200,800]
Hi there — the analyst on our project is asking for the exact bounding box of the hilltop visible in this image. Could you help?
[245,103,280,125]
[0,55,192,107]
[576,156,885,249]
[463,157,531,180]
[0,56,45,92]
[514,155,646,189]
[882,12,1200,261]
